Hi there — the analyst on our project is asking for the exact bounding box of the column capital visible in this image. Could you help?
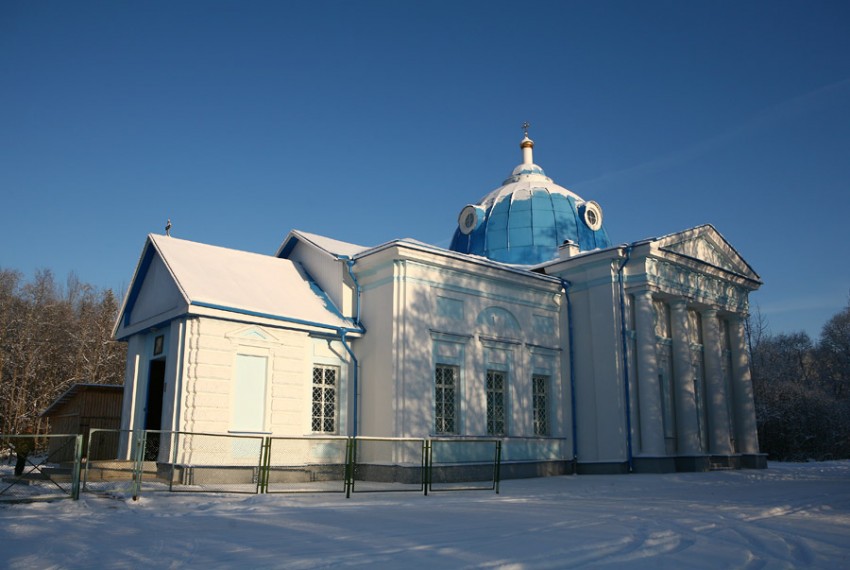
[633,289,655,305]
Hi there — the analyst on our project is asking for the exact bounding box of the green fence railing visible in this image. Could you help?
[55,429,508,501]
[0,434,82,503]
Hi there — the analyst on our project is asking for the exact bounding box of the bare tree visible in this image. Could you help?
[0,268,126,435]
[750,297,850,461]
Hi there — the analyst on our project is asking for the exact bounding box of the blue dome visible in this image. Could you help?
[450,136,612,265]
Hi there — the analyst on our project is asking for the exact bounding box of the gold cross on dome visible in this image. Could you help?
[522,121,530,137]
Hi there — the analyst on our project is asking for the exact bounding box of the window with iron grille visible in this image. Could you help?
[486,369,506,435]
[435,364,458,434]
[532,374,549,436]
[312,365,338,433]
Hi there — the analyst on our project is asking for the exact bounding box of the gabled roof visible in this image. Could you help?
[534,224,761,287]
[653,224,761,285]
[276,229,370,260]
[115,234,360,340]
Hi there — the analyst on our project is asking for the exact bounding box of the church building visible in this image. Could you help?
[114,130,764,475]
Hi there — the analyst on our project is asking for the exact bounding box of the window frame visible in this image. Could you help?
[486,369,507,436]
[532,373,550,436]
[311,364,339,434]
[434,363,459,435]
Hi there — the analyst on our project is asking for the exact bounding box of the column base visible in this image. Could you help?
[675,455,712,472]
[740,453,768,469]
[632,456,677,473]
[576,461,630,475]
[709,454,740,470]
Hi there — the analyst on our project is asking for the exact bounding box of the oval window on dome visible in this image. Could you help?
[458,205,480,235]
[581,201,603,231]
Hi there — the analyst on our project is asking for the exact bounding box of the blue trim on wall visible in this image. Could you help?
[122,242,157,327]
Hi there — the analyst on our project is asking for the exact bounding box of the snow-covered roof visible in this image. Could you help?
[117,235,359,338]
[276,229,370,259]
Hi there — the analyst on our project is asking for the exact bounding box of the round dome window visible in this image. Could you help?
[458,205,481,235]
[581,201,603,231]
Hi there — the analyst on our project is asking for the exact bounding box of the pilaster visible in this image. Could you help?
[633,290,666,456]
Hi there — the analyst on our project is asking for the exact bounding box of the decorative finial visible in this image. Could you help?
[165,219,172,237]
[520,122,534,163]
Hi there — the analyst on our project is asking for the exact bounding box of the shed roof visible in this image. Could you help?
[41,383,123,418]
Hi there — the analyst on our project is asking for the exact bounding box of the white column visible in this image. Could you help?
[729,315,759,454]
[670,299,701,455]
[633,291,666,456]
[701,309,732,455]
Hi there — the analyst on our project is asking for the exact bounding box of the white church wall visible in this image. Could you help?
[553,256,629,466]
[167,316,356,465]
[177,317,317,437]
[350,259,397,437]
[356,246,564,446]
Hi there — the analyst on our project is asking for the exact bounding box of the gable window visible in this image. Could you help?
[486,369,506,435]
[532,374,549,436]
[312,365,338,433]
[435,364,458,434]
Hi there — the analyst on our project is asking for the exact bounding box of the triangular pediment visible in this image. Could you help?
[654,225,760,283]
[114,238,189,339]
[225,325,280,343]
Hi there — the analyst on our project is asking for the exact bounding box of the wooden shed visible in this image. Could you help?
[41,383,124,461]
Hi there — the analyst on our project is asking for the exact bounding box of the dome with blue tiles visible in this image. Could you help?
[449,129,612,265]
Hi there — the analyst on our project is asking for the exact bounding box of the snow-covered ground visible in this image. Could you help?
[2,461,848,569]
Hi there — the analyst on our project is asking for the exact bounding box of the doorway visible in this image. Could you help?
[144,359,166,461]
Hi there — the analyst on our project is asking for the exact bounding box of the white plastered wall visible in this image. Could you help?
[175,316,349,437]
[552,256,628,465]
[355,247,565,445]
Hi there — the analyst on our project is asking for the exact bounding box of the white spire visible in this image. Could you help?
[520,121,534,165]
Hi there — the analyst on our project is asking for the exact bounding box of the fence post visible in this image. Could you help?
[70,435,83,500]
[344,437,355,499]
[83,428,96,494]
[258,437,271,494]
[169,431,179,492]
[494,440,502,494]
[132,430,145,501]
[423,440,431,496]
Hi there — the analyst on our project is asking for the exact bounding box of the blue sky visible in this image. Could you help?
[2,1,849,339]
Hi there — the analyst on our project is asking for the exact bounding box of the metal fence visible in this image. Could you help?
[428,438,501,492]
[264,436,350,494]
[350,437,427,495]
[30,430,506,501]
[0,434,82,503]
[84,429,167,498]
